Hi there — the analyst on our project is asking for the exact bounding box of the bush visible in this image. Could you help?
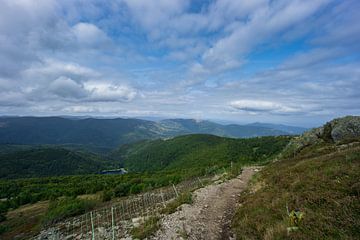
[130,183,145,194]
[101,190,113,202]
[43,197,96,225]
[114,183,131,197]
[161,192,192,215]
[131,216,160,239]
[0,224,9,234]
[0,212,6,222]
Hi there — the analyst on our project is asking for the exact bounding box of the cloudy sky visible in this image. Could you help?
[0,0,359,127]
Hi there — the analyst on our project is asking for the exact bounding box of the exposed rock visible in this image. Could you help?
[283,116,360,157]
[329,116,360,142]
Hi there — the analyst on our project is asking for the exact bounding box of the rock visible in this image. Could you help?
[282,116,360,157]
[330,116,360,142]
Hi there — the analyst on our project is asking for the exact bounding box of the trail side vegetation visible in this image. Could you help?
[160,192,193,215]
[232,139,360,239]
[0,134,290,239]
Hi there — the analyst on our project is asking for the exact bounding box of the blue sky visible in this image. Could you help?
[0,0,359,127]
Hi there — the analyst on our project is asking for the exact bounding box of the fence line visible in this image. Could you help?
[34,174,219,240]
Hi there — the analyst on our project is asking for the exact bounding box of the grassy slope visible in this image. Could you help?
[0,147,119,179]
[113,134,291,172]
[232,140,360,239]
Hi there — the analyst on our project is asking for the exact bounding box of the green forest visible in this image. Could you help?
[0,134,290,228]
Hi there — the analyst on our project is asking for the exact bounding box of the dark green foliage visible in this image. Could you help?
[0,213,6,223]
[101,190,113,202]
[130,183,145,194]
[0,168,206,216]
[114,183,131,197]
[0,224,8,234]
[0,117,154,148]
[0,147,119,179]
[115,134,291,172]
[43,197,96,225]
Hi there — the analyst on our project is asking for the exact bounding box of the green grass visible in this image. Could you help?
[131,216,160,239]
[42,197,96,225]
[232,141,360,239]
[160,192,193,215]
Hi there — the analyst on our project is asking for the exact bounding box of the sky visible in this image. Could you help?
[0,0,359,127]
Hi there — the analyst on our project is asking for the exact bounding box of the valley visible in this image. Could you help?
[0,116,359,239]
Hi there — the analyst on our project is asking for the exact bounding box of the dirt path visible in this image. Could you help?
[152,167,260,240]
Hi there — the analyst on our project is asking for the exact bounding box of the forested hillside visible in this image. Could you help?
[0,147,118,179]
[113,134,291,172]
[0,117,299,150]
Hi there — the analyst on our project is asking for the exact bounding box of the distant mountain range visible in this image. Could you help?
[0,116,306,149]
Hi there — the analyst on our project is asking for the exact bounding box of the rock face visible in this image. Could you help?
[283,116,360,157]
[329,116,360,142]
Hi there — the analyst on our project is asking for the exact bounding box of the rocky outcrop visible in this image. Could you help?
[282,116,360,157]
[329,116,360,142]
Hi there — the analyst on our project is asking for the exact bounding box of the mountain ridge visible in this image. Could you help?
[0,116,304,149]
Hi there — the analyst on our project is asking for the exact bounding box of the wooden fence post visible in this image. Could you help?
[197,177,204,187]
[160,190,166,207]
[111,207,115,240]
[90,212,95,240]
[172,184,179,197]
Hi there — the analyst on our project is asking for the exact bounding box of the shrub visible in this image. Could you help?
[0,224,9,234]
[101,190,113,202]
[0,213,6,222]
[130,183,145,194]
[161,192,192,215]
[114,183,131,197]
[43,197,96,225]
[131,216,160,239]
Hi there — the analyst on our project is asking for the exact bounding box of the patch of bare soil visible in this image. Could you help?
[152,167,260,240]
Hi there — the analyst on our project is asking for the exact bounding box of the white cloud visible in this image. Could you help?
[229,100,302,114]
[86,82,137,102]
[24,59,100,80]
[72,22,110,47]
[49,76,87,99]
[196,0,331,76]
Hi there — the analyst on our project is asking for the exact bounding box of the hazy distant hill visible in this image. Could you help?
[0,117,303,149]
[246,122,307,134]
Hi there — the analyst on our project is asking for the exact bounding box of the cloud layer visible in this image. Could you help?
[0,0,359,126]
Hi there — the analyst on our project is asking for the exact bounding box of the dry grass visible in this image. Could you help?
[0,201,49,240]
[160,192,193,215]
[131,216,160,239]
[232,141,360,240]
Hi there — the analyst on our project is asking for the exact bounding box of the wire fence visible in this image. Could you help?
[34,174,214,240]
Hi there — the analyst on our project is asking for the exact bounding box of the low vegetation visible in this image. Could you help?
[0,134,290,238]
[131,216,161,239]
[161,192,193,215]
[232,140,360,239]
[43,197,96,225]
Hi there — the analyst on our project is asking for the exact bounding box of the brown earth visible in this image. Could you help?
[153,167,260,240]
